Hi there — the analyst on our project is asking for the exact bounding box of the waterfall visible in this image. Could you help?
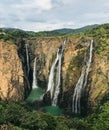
[32,57,38,89]
[72,40,93,113]
[25,44,30,75]
[83,40,93,89]
[46,50,59,99]
[47,40,66,106]
[52,42,65,106]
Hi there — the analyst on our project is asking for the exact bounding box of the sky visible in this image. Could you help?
[0,0,109,32]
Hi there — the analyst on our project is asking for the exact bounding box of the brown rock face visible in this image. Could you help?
[0,36,109,114]
[0,40,24,101]
[88,40,109,112]
[25,37,89,109]
[25,37,109,113]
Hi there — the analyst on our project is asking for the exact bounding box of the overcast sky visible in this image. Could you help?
[0,0,109,32]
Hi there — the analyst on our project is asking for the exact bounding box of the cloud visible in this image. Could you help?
[0,0,109,31]
[34,0,53,10]
[11,21,76,32]
[13,0,53,11]
[1,0,53,11]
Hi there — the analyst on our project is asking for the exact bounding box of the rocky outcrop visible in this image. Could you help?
[0,40,24,101]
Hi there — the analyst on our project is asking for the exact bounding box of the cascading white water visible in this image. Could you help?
[32,57,38,89]
[72,67,86,113]
[46,49,59,99]
[72,40,93,113]
[52,55,62,106]
[46,40,66,106]
[52,42,65,106]
[25,44,30,75]
[83,40,93,89]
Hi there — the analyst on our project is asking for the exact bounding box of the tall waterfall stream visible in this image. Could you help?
[46,40,66,106]
[72,40,93,113]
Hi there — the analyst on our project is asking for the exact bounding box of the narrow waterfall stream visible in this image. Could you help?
[46,40,66,106]
[72,40,93,113]
[32,57,38,89]
[25,44,30,75]
[26,57,44,102]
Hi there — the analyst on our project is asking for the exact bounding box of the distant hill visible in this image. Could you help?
[0,23,109,41]
[0,24,104,40]
[50,24,99,34]
[0,28,35,41]
[37,24,99,36]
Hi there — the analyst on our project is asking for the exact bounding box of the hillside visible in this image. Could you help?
[0,24,98,41]
[48,24,98,35]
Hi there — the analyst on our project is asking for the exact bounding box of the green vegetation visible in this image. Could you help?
[85,24,109,38]
[0,101,89,130]
[36,24,98,37]
[86,100,109,130]
[84,23,109,54]
[0,23,108,41]
[0,28,29,41]
[1,97,109,130]
[0,24,98,41]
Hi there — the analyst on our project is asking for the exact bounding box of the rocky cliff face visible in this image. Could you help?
[87,39,109,112]
[0,40,24,101]
[0,36,109,114]
[24,37,109,114]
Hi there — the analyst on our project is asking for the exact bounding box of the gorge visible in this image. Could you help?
[0,24,109,129]
[1,35,109,114]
